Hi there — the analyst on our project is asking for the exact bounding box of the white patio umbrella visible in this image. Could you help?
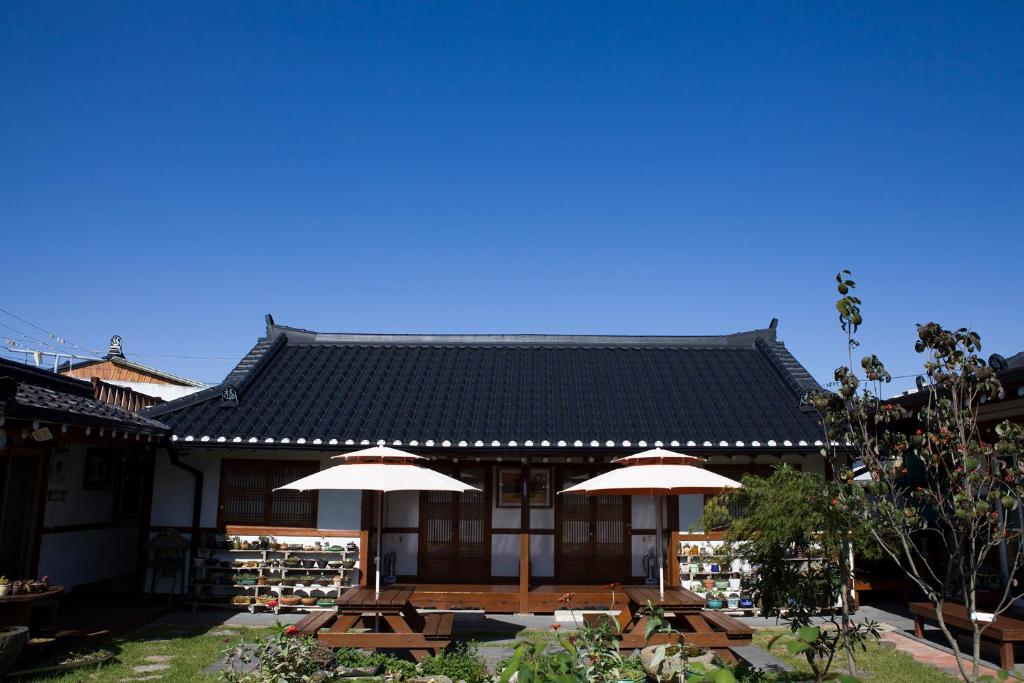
[276,445,479,596]
[559,447,742,596]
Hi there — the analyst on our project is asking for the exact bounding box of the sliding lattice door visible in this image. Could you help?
[418,466,488,581]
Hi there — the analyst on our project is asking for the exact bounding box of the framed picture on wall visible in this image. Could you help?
[496,468,521,507]
[496,468,553,508]
[527,468,552,507]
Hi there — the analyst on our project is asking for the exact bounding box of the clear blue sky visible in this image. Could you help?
[1,2,1021,392]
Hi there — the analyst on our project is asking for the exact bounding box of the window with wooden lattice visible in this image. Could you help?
[218,459,319,528]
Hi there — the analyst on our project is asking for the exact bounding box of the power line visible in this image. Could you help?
[0,307,105,356]
[125,352,237,361]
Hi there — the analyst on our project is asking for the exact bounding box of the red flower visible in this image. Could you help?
[285,626,299,636]
[549,623,561,630]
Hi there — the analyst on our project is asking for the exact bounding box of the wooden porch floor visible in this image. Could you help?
[407,583,618,613]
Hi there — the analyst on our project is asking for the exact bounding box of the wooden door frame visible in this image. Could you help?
[0,446,50,580]
[416,462,493,581]
[553,463,632,583]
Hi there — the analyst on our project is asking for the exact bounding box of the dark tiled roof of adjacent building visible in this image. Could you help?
[0,358,170,433]
[145,316,825,450]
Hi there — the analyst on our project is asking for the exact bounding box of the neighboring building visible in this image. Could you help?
[0,357,169,591]
[59,335,207,402]
[143,315,826,611]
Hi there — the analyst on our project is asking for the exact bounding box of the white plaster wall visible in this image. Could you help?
[38,526,138,590]
[151,448,362,530]
[491,534,519,576]
[491,506,520,529]
[43,444,115,527]
[530,534,554,577]
[678,495,704,532]
[382,532,418,576]
[385,491,419,527]
[530,507,554,529]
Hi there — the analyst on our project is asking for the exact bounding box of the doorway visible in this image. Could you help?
[418,466,490,582]
[555,466,630,583]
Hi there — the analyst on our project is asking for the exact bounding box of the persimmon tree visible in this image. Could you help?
[810,271,1024,682]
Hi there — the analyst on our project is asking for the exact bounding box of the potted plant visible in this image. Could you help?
[706,591,724,609]
[0,577,9,598]
[739,596,755,609]
[232,536,242,550]
[728,576,742,591]
[726,593,740,609]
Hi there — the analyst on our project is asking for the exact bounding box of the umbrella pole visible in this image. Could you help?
[376,490,383,597]
[655,495,665,597]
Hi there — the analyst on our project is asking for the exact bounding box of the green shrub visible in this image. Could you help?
[419,642,489,682]
[614,655,646,682]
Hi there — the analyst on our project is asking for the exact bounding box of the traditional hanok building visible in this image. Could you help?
[59,335,207,402]
[0,357,169,591]
[143,315,827,611]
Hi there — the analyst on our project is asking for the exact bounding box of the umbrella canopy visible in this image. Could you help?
[611,447,704,465]
[275,445,478,596]
[559,463,742,496]
[559,449,742,596]
[276,462,478,493]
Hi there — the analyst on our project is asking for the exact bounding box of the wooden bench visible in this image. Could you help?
[289,610,338,636]
[422,612,455,640]
[910,601,1024,671]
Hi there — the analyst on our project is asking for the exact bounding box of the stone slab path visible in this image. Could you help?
[880,630,1003,680]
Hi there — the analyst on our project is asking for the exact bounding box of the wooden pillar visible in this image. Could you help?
[667,496,679,589]
[519,463,530,613]
[359,491,372,588]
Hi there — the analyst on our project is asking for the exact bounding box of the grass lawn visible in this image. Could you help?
[15,624,275,683]
[754,628,959,682]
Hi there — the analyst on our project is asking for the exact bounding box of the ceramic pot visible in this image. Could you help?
[702,579,715,590]
[0,585,9,598]
[715,580,729,590]
[706,599,723,609]
[726,596,740,609]
[731,558,744,573]
[709,563,720,573]
[728,578,742,591]
[742,560,753,573]
[739,597,754,609]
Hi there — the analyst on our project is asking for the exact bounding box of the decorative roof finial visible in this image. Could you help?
[107,335,124,359]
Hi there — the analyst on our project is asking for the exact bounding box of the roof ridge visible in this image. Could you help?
[267,320,780,349]
[142,334,286,418]
[754,336,822,398]
[0,357,94,397]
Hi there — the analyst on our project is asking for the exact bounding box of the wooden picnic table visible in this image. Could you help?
[317,586,453,661]
[587,586,752,661]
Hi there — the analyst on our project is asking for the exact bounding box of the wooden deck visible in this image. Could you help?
[405,583,623,613]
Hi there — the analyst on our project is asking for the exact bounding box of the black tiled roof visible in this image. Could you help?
[0,358,169,433]
[146,317,824,449]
